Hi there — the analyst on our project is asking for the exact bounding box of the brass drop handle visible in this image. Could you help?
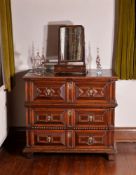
[88,115,93,122]
[46,88,51,96]
[88,89,93,96]
[47,115,52,121]
[87,136,93,145]
[68,110,72,117]
[47,136,52,143]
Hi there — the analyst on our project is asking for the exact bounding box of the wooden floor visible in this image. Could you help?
[0,143,136,175]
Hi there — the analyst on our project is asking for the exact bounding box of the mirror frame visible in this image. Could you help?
[58,25,85,64]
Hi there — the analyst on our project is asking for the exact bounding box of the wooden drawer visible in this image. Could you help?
[30,80,66,104]
[75,130,113,148]
[28,130,66,148]
[74,80,113,104]
[74,108,114,128]
[28,108,114,129]
[26,130,113,150]
[25,79,115,106]
[29,108,67,127]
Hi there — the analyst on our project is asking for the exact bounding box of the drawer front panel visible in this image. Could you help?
[28,108,114,128]
[29,130,66,147]
[74,80,111,104]
[27,130,113,149]
[31,80,66,104]
[26,79,115,105]
[75,108,114,128]
[30,108,67,127]
[75,130,113,148]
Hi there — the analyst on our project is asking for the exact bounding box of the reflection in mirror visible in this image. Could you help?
[59,26,84,62]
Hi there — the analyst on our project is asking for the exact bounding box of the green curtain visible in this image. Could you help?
[0,0,15,91]
[114,0,135,79]
[0,54,3,87]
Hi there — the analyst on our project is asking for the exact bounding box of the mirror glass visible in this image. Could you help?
[59,25,84,62]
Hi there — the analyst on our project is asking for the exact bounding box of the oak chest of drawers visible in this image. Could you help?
[23,69,117,160]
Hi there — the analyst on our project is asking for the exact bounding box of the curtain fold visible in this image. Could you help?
[0,0,15,91]
[114,0,135,79]
[0,55,3,87]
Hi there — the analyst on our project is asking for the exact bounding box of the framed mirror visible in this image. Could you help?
[55,25,86,74]
[59,25,85,63]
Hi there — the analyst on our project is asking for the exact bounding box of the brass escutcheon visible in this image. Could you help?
[47,136,52,143]
[87,136,93,145]
[47,115,52,121]
[88,89,93,96]
[46,88,51,96]
[88,115,93,122]
[68,110,72,117]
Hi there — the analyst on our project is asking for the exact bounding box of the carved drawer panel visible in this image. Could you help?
[75,108,114,128]
[27,130,113,149]
[30,108,67,127]
[29,130,66,148]
[28,108,114,129]
[75,130,113,148]
[31,80,66,104]
[74,80,112,104]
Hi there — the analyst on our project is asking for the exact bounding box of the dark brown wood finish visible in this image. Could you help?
[54,65,87,74]
[23,69,117,160]
[55,25,86,74]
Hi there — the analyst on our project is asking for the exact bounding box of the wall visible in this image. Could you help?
[10,0,136,127]
[11,0,114,70]
[0,86,7,146]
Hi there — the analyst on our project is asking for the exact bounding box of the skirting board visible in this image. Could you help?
[4,127,136,145]
[115,127,136,142]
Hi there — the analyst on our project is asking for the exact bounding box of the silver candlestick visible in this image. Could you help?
[96,48,102,76]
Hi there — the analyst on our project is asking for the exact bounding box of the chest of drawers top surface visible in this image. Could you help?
[23,69,117,80]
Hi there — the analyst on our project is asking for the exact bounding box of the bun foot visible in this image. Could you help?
[23,152,34,159]
[107,154,115,161]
